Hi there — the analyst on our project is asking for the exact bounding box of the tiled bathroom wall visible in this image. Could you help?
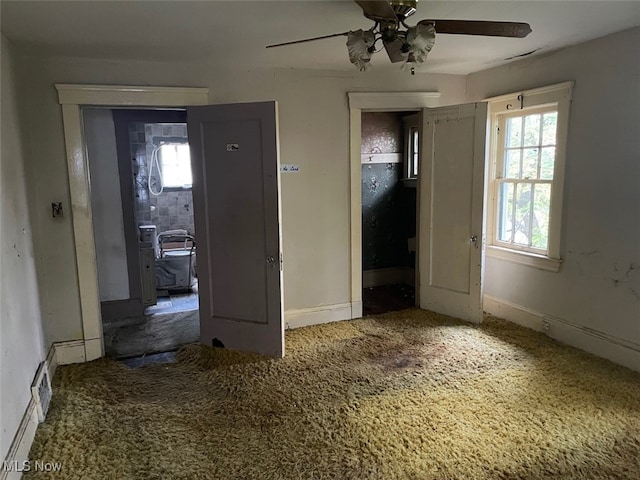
[129,123,195,236]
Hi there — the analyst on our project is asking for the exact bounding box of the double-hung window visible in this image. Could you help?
[487,82,573,272]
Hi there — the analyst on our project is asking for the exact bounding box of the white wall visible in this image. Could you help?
[84,108,129,302]
[467,28,640,353]
[0,34,47,462]
[18,55,468,344]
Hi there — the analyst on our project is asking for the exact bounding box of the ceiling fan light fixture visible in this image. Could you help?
[346,29,376,71]
[267,1,531,74]
[404,22,436,66]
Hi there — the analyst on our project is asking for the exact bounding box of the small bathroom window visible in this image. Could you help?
[159,144,192,189]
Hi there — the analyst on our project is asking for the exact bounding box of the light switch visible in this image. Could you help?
[51,202,63,218]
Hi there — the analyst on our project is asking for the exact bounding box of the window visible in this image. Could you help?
[403,114,419,179]
[158,144,192,189]
[487,82,573,272]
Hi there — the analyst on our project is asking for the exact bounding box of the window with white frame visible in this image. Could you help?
[158,144,192,189]
[487,82,573,271]
[403,114,419,179]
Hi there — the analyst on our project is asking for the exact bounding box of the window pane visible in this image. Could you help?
[497,182,514,242]
[159,144,192,188]
[411,129,419,177]
[522,148,539,179]
[540,147,555,180]
[493,100,563,256]
[505,117,522,148]
[504,149,521,178]
[178,145,192,185]
[523,114,541,146]
[532,183,551,250]
[542,112,558,145]
[514,183,532,246]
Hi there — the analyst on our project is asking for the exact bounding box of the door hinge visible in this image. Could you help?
[279,252,283,271]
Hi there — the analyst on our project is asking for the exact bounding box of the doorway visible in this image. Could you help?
[347,92,441,321]
[60,86,284,362]
[361,111,417,315]
[348,93,486,325]
[84,108,199,359]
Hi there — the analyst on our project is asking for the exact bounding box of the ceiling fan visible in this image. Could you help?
[266,0,532,73]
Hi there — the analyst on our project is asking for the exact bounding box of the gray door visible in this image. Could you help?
[187,102,284,357]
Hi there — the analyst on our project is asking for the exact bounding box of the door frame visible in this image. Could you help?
[348,92,441,318]
[56,84,209,361]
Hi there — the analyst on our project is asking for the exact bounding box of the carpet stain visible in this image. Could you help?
[25,309,640,480]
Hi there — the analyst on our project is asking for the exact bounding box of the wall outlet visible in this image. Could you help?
[542,320,551,332]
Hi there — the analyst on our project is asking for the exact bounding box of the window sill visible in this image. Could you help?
[401,178,417,188]
[160,186,192,192]
[486,246,562,272]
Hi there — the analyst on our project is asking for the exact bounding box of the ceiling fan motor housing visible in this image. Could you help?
[381,21,399,43]
[389,0,418,20]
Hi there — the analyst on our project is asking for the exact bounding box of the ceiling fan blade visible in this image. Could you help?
[355,0,397,21]
[419,20,532,38]
[384,39,406,63]
[266,32,350,48]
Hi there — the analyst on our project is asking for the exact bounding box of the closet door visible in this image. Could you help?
[418,103,487,323]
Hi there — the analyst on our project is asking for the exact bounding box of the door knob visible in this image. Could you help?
[470,235,478,249]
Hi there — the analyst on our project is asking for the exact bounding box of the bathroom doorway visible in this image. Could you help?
[84,108,199,360]
[361,111,418,315]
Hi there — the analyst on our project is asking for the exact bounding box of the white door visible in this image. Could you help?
[187,102,284,357]
[418,103,487,323]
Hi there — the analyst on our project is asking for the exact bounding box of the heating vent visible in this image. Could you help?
[31,361,52,423]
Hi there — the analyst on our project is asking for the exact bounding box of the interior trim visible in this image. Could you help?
[484,294,640,372]
[56,84,208,106]
[55,85,209,361]
[348,92,441,110]
[1,345,58,480]
[487,245,562,272]
[348,92,440,321]
[285,302,353,330]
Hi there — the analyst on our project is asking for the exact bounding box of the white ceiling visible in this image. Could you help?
[2,0,640,75]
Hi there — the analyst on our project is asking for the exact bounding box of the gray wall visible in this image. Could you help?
[467,27,640,347]
[0,35,46,461]
[84,109,129,302]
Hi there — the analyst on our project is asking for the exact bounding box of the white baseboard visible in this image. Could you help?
[285,302,353,329]
[484,294,640,372]
[363,267,415,288]
[0,400,39,480]
[53,340,85,365]
[45,344,57,383]
[1,345,58,480]
[351,300,363,320]
[84,338,103,361]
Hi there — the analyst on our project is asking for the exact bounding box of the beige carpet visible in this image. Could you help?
[26,309,640,479]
